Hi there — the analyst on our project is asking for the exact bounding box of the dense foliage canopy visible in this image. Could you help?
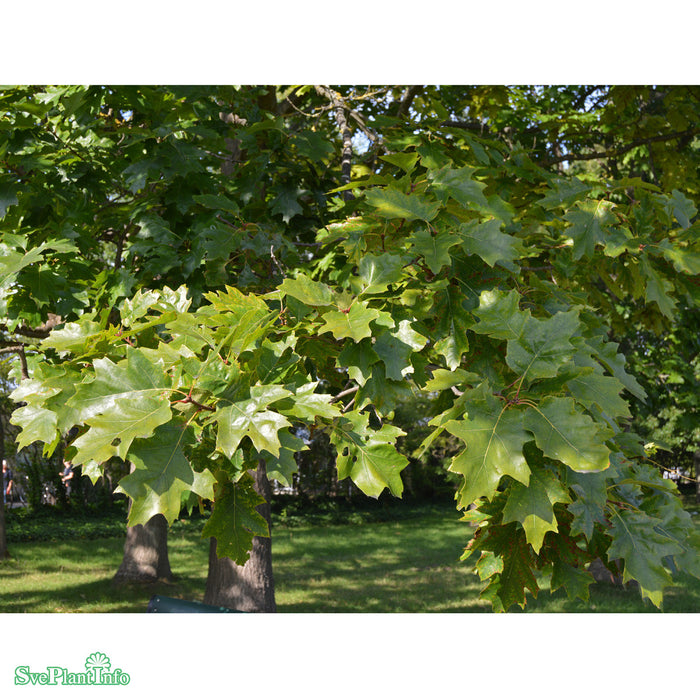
[1,85,699,610]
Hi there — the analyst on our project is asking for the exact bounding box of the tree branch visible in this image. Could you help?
[396,86,423,118]
[440,119,491,136]
[0,345,29,379]
[333,385,359,402]
[539,127,700,168]
[0,314,62,340]
[314,86,355,201]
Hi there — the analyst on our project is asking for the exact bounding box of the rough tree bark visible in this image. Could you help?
[204,461,276,612]
[113,512,173,583]
[695,449,700,504]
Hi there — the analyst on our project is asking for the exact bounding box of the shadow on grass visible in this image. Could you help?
[0,534,210,613]
[271,514,490,612]
[6,503,698,613]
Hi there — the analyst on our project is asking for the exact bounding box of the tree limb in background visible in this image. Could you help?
[396,86,423,118]
[0,315,62,340]
[0,346,28,379]
[540,127,700,168]
[314,86,356,199]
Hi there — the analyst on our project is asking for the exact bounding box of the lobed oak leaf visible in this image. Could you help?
[445,384,530,507]
[524,397,613,473]
[201,474,270,565]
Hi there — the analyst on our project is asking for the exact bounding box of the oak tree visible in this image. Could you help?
[2,85,699,610]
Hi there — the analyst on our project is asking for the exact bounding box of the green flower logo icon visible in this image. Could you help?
[85,652,111,672]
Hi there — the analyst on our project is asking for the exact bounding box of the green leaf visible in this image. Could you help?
[506,311,580,383]
[551,561,594,602]
[42,314,105,355]
[0,182,19,218]
[67,347,171,421]
[72,397,173,465]
[332,410,408,498]
[433,331,468,372]
[0,240,51,291]
[201,474,270,565]
[355,364,413,415]
[585,337,647,400]
[407,229,461,274]
[477,523,539,612]
[262,429,307,486]
[537,177,592,210]
[116,422,216,526]
[668,189,697,229]
[278,273,334,307]
[364,187,440,222]
[373,320,427,381]
[565,468,609,540]
[657,239,700,275]
[502,465,571,553]
[204,284,268,316]
[608,509,682,607]
[10,404,59,452]
[472,289,529,341]
[650,497,700,580]
[292,130,335,161]
[378,152,419,173]
[14,365,82,434]
[337,340,380,387]
[9,377,61,406]
[319,301,382,342]
[460,219,524,269]
[562,200,617,260]
[282,382,342,421]
[192,193,240,213]
[428,165,488,209]
[524,397,613,473]
[270,184,304,222]
[357,253,405,294]
[424,368,480,392]
[215,385,293,457]
[565,366,631,419]
[641,257,677,318]
[445,384,531,507]
[474,550,504,581]
[431,285,471,370]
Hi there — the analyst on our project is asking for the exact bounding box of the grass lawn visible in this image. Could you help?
[2,501,699,613]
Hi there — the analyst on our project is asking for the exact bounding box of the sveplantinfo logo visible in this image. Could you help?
[14,652,130,686]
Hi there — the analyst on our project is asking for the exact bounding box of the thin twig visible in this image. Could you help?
[270,245,286,278]
[0,346,30,379]
[334,385,360,402]
[174,396,216,412]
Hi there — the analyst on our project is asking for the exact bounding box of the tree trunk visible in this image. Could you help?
[0,412,10,560]
[204,461,276,612]
[113,510,173,584]
[695,450,700,504]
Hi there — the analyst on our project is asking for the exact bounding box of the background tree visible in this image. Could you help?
[2,85,699,611]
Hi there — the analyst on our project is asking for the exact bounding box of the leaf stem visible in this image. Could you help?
[174,396,216,412]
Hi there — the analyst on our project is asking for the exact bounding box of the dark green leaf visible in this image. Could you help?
[524,397,613,473]
[201,474,270,565]
[117,422,216,526]
[502,465,571,553]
